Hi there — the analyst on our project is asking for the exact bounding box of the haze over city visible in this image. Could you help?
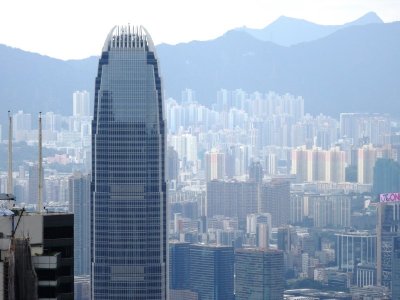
[0,0,399,59]
[0,0,400,299]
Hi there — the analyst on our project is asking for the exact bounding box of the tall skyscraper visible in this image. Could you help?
[392,236,400,299]
[373,158,400,196]
[69,172,91,276]
[91,26,167,299]
[189,244,234,300]
[377,198,400,291]
[169,241,190,290]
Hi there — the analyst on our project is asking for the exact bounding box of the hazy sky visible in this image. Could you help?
[0,0,399,60]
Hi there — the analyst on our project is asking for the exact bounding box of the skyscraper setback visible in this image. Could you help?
[91,26,167,299]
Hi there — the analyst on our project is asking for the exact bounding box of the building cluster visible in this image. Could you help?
[5,90,91,166]
[166,89,399,189]
[1,88,400,299]
[0,195,74,300]
[164,89,400,299]
[169,242,284,299]
[0,23,400,299]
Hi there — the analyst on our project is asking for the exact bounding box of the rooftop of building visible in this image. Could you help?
[235,247,283,254]
[103,25,155,53]
[190,243,233,249]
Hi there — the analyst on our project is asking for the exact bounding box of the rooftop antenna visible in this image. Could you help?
[7,111,13,196]
[7,111,13,209]
[38,112,43,214]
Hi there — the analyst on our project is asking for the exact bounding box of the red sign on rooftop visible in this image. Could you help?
[380,193,400,203]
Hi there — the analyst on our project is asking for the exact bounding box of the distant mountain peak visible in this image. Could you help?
[345,12,383,26]
[233,12,383,46]
[274,15,310,23]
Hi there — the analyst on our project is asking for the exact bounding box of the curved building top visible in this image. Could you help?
[102,25,155,53]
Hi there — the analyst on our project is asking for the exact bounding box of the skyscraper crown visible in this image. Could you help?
[102,25,155,52]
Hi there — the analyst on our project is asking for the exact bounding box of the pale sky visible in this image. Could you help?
[0,0,399,60]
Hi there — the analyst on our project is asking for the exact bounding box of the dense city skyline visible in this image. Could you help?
[0,6,399,299]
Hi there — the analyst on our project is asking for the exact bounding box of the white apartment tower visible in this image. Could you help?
[72,90,90,117]
[358,144,377,184]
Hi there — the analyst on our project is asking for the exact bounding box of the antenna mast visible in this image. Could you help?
[38,112,43,214]
[7,111,13,195]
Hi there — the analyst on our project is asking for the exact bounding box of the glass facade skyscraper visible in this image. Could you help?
[91,25,167,299]
[189,244,234,300]
[235,249,284,300]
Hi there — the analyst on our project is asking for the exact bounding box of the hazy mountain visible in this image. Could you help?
[0,15,399,128]
[157,21,400,116]
[235,12,383,46]
[0,44,98,123]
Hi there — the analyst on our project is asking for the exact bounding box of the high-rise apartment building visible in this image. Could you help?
[166,146,179,183]
[291,147,309,182]
[13,110,32,131]
[247,213,272,248]
[327,147,346,183]
[73,90,91,117]
[235,248,284,300]
[292,147,346,183]
[358,144,377,184]
[204,149,225,181]
[259,180,290,227]
[307,147,327,182]
[265,153,277,176]
[312,194,351,228]
[206,180,259,227]
[91,26,167,299]
[225,144,249,178]
[340,113,390,147]
[169,133,198,164]
[290,193,351,228]
[290,193,306,224]
[181,88,196,103]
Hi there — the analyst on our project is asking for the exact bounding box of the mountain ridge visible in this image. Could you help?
[235,12,383,46]
[0,15,398,128]
[157,21,400,115]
